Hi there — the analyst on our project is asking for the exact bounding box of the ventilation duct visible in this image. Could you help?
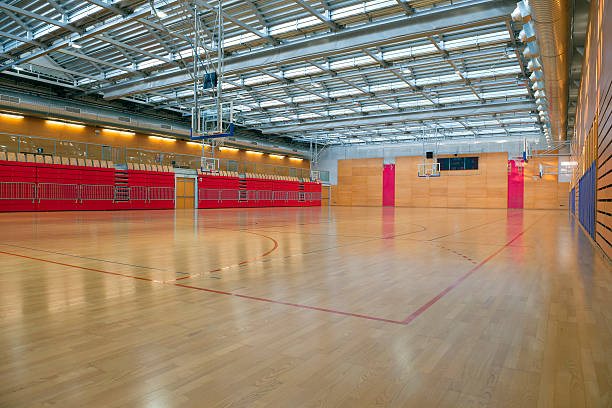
[529,0,571,141]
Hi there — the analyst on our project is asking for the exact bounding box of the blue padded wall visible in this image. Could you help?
[578,161,596,238]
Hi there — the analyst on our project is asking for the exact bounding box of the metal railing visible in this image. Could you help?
[80,185,115,201]
[198,189,321,203]
[0,182,175,203]
[0,182,36,200]
[0,132,329,181]
[149,187,174,201]
[37,183,79,202]
[130,186,148,201]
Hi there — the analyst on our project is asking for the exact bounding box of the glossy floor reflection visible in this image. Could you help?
[0,207,610,407]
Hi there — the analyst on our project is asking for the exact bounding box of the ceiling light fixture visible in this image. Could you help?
[103,128,134,136]
[149,135,175,142]
[0,113,24,119]
[46,120,85,128]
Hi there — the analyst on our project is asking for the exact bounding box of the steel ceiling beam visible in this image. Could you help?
[0,6,155,72]
[101,0,516,100]
[194,0,278,45]
[82,0,129,17]
[256,100,535,133]
[0,3,83,34]
[292,0,340,31]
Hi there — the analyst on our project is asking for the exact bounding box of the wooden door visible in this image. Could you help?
[176,178,195,209]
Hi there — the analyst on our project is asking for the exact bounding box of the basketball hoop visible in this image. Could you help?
[508,158,524,175]
[418,162,440,178]
[310,170,321,182]
[191,102,235,140]
[201,157,220,174]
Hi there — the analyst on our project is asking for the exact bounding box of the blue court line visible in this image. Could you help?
[0,243,191,275]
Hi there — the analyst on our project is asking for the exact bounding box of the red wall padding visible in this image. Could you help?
[0,161,174,212]
[507,160,524,209]
[0,161,322,212]
[197,175,321,209]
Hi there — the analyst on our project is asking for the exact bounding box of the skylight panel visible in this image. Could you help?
[270,116,291,122]
[361,105,393,112]
[329,88,361,98]
[138,59,164,70]
[293,95,322,103]
[437,94,479,104]
[480,88,527,99]
[260,100,286,108]
[328,109,355,116]
[284,65,323,78]
[444,31,510,51]
[244,75,275,86]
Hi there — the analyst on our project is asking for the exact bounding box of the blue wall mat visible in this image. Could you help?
[578,161,596,239]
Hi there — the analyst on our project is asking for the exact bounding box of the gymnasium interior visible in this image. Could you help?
[1,0,611,406]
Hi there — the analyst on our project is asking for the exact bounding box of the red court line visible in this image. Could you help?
[0,248,402,324]
[400,217,542,324]
[172,230,279,281]
[0,250,163,283]
[0,217,540,326]
[169,283,404,324]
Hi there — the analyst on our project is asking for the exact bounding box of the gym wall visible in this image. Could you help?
[331,152,569,209]
[571,0,612,257]
[0,114,309,169]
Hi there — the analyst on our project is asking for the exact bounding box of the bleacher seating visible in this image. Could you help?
[0,150,321,212]
[0,153,176,212]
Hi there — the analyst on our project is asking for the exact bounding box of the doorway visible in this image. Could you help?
[176,177,196,209]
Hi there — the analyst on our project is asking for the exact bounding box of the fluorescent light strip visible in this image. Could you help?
[103,128,134,136]
[246,150,263,155]
[219,147,239,152]
[269,154,285,159]
[149,136,175,142]
[289,157,303,162]
[46,120,85,128]
[0,113,24,119]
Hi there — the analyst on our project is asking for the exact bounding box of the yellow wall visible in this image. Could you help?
[0,114,309,169]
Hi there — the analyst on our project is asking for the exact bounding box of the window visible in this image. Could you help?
[465,157,479,170]
[436,156,479,171]
[438,158,450,170]
[450,157,465,170]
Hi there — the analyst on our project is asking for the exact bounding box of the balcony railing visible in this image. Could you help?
[0,132,329,181]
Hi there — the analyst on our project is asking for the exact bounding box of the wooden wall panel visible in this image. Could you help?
[569,0,612,257]
[0,115,309,169]
[333,158,383,206]
[335,153,568,209]
[395,152,508,209]
[523,157,570,209]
